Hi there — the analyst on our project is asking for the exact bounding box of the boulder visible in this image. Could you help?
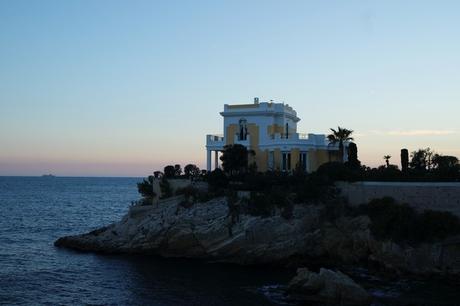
[288,268,371,306]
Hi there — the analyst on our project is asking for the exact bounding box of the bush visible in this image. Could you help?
[159,177,173,199]
[316,162,360,181]
[295,173,336,203]
[362,165,403,181]
[184,164,201,179]
[245,187,290,218]
[137,176,157,199]
[358,197,417,243]
[164,165,175,178]
[357,197,460,245]
[206,168,228,191]
[246,191,276,218]
[176,185,199,203]
[415,210,460,243]
[174,164,182,176]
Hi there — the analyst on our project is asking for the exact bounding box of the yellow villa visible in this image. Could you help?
[206,98,346,172]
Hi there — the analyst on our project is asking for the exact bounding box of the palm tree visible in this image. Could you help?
[327,126,354,162]
[383,155,391,167]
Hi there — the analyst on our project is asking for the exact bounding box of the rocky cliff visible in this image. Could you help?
[55,196,460,276]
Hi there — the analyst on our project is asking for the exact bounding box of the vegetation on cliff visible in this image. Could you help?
[355,197,460,245]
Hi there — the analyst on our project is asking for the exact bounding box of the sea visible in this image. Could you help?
[0,176,458,305]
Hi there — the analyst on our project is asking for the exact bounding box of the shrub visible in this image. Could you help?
[357,197,460,245]
[316,161,360,181]
[245,187,290,218]
[137,176,157,199]
[159,177,173,199]
[246,191,276,218]
[295,173,336,203]
[358,197,417,243]
[176,185,199,203]
[184,164,201,179]
[415,210,460,243]
[432,154,460,178]
[206,168,228,191]
[164,165,175,178]
[174,164,182,176]
[362,165,402,181]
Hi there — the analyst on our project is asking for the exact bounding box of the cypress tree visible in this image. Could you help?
[401,148,409,173]
[347,142,360,168]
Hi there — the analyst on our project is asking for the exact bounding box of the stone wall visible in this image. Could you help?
[337,181,460,217]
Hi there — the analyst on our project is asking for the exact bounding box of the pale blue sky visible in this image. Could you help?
[1,0,459,176]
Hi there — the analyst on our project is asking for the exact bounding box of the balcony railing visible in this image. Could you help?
[206,134,224,146]
[268,133,328,145]
[269,133,300,140]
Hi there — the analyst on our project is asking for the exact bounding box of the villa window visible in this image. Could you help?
[282,152,291,171]
[268,151,274,170]
[285,123,289,139]
[299,152,308,172]
[239,119,248,141]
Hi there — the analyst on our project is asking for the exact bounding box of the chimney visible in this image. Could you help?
[254,97,259,104]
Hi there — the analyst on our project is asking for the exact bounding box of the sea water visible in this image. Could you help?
[0,177,291,305]
[0,176,458,305]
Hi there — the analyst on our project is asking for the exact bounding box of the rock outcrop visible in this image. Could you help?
[288,268,371,306]
[55,196,460,276]
[55,197,323,265]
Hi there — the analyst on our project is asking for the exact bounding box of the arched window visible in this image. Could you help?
[239,119,247,140]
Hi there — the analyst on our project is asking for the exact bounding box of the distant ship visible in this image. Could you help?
[41,174,56,178]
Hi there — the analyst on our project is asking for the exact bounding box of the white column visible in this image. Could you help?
[214,151,219,169]
[207,150,212,172]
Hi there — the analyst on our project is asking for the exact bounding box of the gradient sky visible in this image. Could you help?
[1,0,459,176]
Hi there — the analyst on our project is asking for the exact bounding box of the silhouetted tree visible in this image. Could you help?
[432,154,460,178]
[137,175,157,200]
[410,148,434,172]
[347,142,360,168]
[174,164,182,176]
[383,155,391,168]
[163,165,175,178]
[401,149,409,173]
[184,164,201,178]
[327,126,354,162]
[220,144,254,176]
[153,171,163,179]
